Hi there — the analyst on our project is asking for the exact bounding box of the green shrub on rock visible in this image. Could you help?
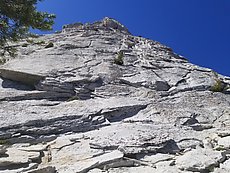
[210,79,225,92]
[114,51,124,65]
[0,139,8,145]
[0,58,6,65]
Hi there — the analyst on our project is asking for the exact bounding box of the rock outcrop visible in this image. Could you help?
[0,17,230,173]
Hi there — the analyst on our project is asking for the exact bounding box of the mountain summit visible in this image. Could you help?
[0,18,230,173]
[63,17,130,34]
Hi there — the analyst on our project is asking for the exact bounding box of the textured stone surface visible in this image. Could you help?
[0,147,40,169]
[214,159,230,173]
[218,136,230,149]
[0,17,229,172]
[216,159,230,172]
[176,148,225,172]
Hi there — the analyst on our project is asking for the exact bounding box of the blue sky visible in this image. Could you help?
[36,0,230,76]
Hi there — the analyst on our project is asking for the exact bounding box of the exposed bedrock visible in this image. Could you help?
[0,17,230,173]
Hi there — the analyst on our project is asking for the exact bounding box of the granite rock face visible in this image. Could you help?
[0,17,230,173]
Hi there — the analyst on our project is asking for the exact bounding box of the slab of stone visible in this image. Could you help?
[176,148,225,172]
[55,150,124,173]
[220,159,230,170]
[218,136,230,149]
[26,166,56,173]
[0,148,41,167]
[216,131,230,137]
[214,168,230,173]
[108,165,197,173]
[88,168,103,173]
[108,166,157,173]
[138,153,175,164]
[0,163,38,173]
[18,144,48,152]
[48,136,74,150]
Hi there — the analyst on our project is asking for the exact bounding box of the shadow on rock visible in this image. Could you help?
[1,78,35,91]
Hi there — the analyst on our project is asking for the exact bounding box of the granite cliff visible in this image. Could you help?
[0,17,230,173]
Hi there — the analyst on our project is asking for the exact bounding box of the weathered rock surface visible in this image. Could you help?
[0,17,230,172]
[176,148,225,172]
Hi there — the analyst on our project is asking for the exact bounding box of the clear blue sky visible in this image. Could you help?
[36,0,230,76]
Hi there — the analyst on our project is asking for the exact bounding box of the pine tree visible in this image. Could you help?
[0,0,55,56]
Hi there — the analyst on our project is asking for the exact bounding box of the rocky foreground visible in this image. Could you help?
[0,17,230,173]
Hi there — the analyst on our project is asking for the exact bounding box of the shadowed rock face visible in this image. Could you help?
[0,17,230,173]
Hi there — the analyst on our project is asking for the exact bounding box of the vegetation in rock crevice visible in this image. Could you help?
[209,71,229,93]
[0,58,7,65]
[210,78,226,92]
[0,139,9,145]
[114,51,124,65]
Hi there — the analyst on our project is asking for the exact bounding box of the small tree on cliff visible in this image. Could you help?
[0,0,55,56]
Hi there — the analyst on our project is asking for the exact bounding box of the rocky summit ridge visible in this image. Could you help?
[0,17,230,173]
